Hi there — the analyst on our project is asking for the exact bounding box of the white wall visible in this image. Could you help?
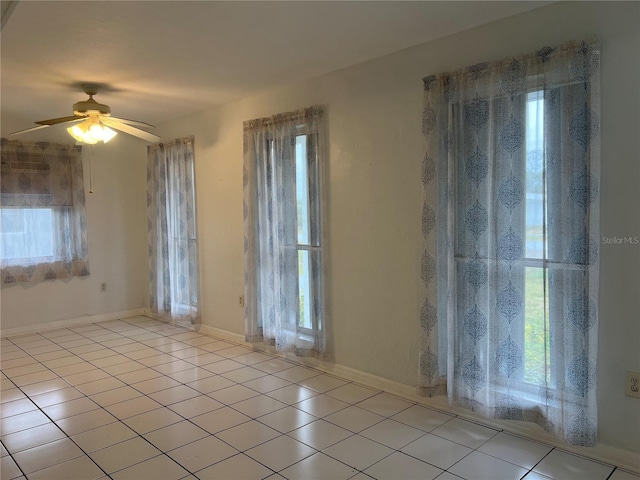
[157,1,640,454]
[0,128,149,330]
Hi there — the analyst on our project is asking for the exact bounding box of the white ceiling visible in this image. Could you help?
[2,1,549,133]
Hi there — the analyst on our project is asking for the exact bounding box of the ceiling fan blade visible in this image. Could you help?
[108,117,155,129]
[101,118,161,143]
[35,115,83,126]
[9,124,51,136]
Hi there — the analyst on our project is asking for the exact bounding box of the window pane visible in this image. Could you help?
[1,208,55,262]
[298,250,312,329]
[296,135,310,245]
[524,266,550,385]
[525,91,545,259]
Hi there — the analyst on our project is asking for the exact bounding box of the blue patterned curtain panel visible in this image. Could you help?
[419,39,601,446]
[147,136,201,326]
[243,106,327,358]
[1,139,90,285]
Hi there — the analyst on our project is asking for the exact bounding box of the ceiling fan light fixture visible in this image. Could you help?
[67,119,117,144]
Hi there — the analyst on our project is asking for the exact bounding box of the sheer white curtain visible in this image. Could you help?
[147,136,200,326]
[1,139,90,285]
[243,106,327,357]
[419,40,600,445]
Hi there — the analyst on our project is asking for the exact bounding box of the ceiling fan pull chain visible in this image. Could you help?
[88,145,95,194]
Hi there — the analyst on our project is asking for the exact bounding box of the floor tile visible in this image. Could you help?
[71,421,138,453]
[56,408,118,436]
[208,384,261,405]
[295,394,350,418]
[167,394,224,418]
[266,384,317,404]
[2,363,48,379]
[20,379,69,396]
[232,352,274,365]
[12,437,84,474]
[253,358,295,374]
[42,397,100,420]
[168,435,238,472]
[152,360,195,375]
[190,407,251,434]
[609,470,640,480]
[232,395,287,418]
[0,410,50,435]
[186,375,236,394]
[104,396,163,420]
[0,455,23,479]
[298,374,348,393]
[26,454,105,480]
[246,434,316,472]
[449,450,528,480]
[183,352,226,366]
[391,404,454,432]
[90,386,143,406]
[1,422,66,453]
[137,353,177,367]
[76,377,127,395]
[221,366,268,384]
[324,406,385,433]
[62,368,111,386]
[355,392,414,418]
[400,433,473,470]
[280,452,357,480]
[258,406,317,433]
[11,370,58,387]
[101,355,147,375]
[273,365,322,383]
[478,431,553,469]
[0,388,27,404]
[194,452,273,479]
[288,419,353,450]
[360,418,425,449]
[364,451,443,480]
[131,375,181,394]
[533,449,614,480]
[89,436,161,474]
[143,420,209,452]
[148,385,201,405]
[215,419,280,451]
[322,434,394,471]
[89,354,131,368]
[431,417,498,449]
[242,374,291,393]
[202,359,245,374]
[215,345,252,358]
[111,453,189,480]
[166,367,215,383]
[123,406,183,434]
[0,398,38,418]
[116,368,163,384]
[30,386,85,408]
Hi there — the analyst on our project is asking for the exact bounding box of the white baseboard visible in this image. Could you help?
[0,309,146,338]
[181,321,640,474]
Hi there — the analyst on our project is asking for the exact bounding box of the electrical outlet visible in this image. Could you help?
[238,295,245,307]
[100,282,107,292]
[625,371,640,399]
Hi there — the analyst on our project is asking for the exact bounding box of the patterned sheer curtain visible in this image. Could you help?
[1,139,89,285]
[419,39,600,446]
[243,106,327,357]
[147,136,200,326]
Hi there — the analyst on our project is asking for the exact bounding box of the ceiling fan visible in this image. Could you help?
[10,84,161,144]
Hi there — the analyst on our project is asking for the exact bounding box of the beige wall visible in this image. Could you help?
[0,129,149,330]
[157,2,640,453]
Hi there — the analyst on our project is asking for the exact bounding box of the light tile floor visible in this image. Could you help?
[0,316,637,480]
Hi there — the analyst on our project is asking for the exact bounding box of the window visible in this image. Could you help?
[243,106,326,357]
[419,40,600,445]
[0,140,90,285]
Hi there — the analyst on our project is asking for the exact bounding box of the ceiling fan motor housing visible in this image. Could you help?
[73,98,111,117]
